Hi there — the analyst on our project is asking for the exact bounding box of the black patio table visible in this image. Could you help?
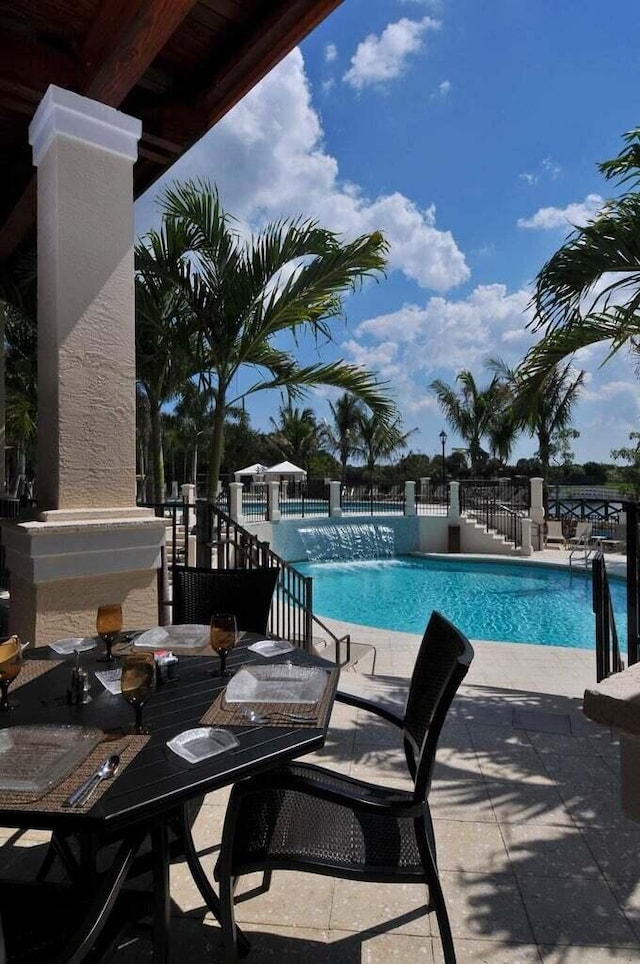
[0,633,338,962]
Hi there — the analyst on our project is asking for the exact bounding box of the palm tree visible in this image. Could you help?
[430,370,503,475]
[135,222,194,502]
[523,127,640,381]
[268,402,320,471]
[489,358,584,481]
[356,411,414,483]
[155,180,396,499]
[321,392,363,482]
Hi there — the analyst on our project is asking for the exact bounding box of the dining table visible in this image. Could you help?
[0,627,339,963]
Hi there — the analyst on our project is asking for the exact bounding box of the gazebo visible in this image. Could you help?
[0,1,343,643]
[263,461,307,482]
[233,463,268,482]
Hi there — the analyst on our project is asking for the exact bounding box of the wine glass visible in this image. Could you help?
[210,613,238,678]
[0,635,23,711]
[96,603,123,661]
[121,652,154,734]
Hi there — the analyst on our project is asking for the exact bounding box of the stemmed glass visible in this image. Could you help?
[210,614,238,678]
[121,652,154,734]
[96,604,123,662]
[0,635,23,711]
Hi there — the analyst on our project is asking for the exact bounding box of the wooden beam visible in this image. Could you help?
[0,179,36,261]
[81,0,199,105]
[0,35,77,103]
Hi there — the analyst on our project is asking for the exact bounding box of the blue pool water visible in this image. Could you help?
[293,556,627,649]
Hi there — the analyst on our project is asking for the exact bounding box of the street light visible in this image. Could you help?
[439,430,447,488]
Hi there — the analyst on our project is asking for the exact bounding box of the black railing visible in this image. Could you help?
[625,501,639,668]
[547,496,621,526]
[279,481,329,518]
[592,552,624,682]
[416,480,449,516]
[459,481,525,548]
[340,484,405,515]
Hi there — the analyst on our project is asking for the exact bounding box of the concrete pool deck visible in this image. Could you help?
[4,547,637,961]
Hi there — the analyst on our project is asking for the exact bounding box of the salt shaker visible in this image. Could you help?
[68,651,90,705]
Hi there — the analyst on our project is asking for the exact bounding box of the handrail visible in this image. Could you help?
[592,551,624,682]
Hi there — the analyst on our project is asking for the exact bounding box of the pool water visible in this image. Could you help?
[293,556,627,649]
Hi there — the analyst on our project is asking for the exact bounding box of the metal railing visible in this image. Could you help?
[624,501,639,668]
[416,480,449,516]
[340,484,405,515]
[547,496,621,526]
[459,481,525,548]
[592,551,624,682]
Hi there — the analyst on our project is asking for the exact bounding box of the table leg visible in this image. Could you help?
[178,805,251,956]
[151,821,171,963]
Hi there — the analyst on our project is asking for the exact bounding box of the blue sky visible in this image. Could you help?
[136,0,640,467]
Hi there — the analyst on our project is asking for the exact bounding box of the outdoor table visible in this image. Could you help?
[0,632,338,962]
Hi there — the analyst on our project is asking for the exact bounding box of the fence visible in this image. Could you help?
[458,479,529,549]
[416,480,450,516]
[592,552,624,681]
[340,484,405,516]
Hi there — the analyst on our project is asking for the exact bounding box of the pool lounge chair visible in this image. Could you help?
[545,520,567,549]
[567,521,593,548]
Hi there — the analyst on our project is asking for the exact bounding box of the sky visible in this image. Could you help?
[135,0,640,468]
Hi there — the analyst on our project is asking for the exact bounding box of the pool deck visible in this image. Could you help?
[4,548,637,961]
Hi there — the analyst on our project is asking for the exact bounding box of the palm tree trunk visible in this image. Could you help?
[208,392,226,500]
[149,398,165,503]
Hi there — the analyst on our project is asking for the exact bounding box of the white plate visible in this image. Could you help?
[134,627,170,648]
[94,668,122,695]
[49,637,97,655]
[248,639,295,658]
[225,664,327,704]
[167,727,239,764]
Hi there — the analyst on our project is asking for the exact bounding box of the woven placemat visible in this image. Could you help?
[0,732,149,812]
[201,667,338,728]
[14,659,62,690]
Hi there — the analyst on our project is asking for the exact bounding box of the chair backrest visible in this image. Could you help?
[546,520,565,541]
[574,521,592,540]
[403,611,474,801]
[172,566,279,634]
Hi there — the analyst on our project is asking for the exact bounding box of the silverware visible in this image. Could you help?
[241,708,314,725]
[63,754,120,808]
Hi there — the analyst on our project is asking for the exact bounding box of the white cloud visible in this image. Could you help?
[518,193,604,230]
[542,157,562,179]
[519,172,538,185]
[343,17,440,90]
[136,49,468,292]
[325,43,337,63]
[431,79,451,100]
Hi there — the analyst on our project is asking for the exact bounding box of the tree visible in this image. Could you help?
[430,370,504,475]
[356,411,414,482]
[321,392,364,482]
[155,180,397,498]
[268,402,321,471]
[611,431,640,495]
[523,127,640,382]
[135,222,194,502]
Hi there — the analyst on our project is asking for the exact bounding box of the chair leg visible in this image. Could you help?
[220,873,240,964]
[416,818,456,964]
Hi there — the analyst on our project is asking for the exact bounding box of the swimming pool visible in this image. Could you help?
[293,556,627,649]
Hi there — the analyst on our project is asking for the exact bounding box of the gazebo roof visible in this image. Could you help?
[0,0,343,261]
[264,461,307,477]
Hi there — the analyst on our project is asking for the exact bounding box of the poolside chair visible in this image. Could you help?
[172,565,279,634]
[567,521,593,548]
[214,611,474,964]
[545,520,567,549]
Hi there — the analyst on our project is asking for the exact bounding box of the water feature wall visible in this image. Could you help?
[298,523,395,561]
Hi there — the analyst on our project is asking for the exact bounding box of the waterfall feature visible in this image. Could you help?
[299,523,395,561]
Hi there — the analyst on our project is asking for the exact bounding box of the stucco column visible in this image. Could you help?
[404,481,416,516]
[329,481,342,518]
[449,481,461,520]
[520,518,533,556]
[2,86,166,644]
[229,482,244,523]
[268,482,281,522]
[529,477,545,525]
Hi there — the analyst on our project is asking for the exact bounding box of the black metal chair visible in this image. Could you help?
[214,611,474,963]
[172,566,279,634]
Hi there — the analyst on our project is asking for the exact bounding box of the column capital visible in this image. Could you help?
[29,84,142,166]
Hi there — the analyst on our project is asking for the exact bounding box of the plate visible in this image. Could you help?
[0,725,103,793]
[49,637,97,655]
[166,727,239,764]
[225,664,327,704]
[248,639,295,658]
[134,627,170,649]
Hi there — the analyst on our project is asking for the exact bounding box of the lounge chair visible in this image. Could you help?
[545,520,566,549]
[568,521,593,548]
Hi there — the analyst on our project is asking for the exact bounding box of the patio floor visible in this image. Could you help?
[2,548,637,961]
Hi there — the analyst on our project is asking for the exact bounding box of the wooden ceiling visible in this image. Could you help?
[0,0,343,261]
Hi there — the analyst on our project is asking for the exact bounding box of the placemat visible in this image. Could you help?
[0,732,149,812]
[201,666,338,729]
[14,659,62,690]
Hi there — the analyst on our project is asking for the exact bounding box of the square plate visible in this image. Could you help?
[0,725,103,793]
[166,727,239,764]
[225,664,327,704]
[49,637,97,655]
[248,639,295,658]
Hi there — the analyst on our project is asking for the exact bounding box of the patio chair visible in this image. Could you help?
[544,520,566,549]
[214,611,474,964]
[172,565,279,634]
[567,520,593,548]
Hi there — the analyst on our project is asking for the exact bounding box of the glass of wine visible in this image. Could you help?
[210,613,238,678]
[121,652,154,734]
[0,635,23,711]
[96,603,123,662]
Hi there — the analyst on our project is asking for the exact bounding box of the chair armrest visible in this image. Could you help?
[335,689,405,729]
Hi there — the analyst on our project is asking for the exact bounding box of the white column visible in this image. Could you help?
[449,481,461,520]
[4,86,166,644]
[329,481,342,518]
[520,518,533,556]
[404,481,416,516]
[268,482,281,522]
[529,477,545,525]
[229,482,244,523]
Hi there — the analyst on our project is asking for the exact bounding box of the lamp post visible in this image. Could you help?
[439,430,447,489]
